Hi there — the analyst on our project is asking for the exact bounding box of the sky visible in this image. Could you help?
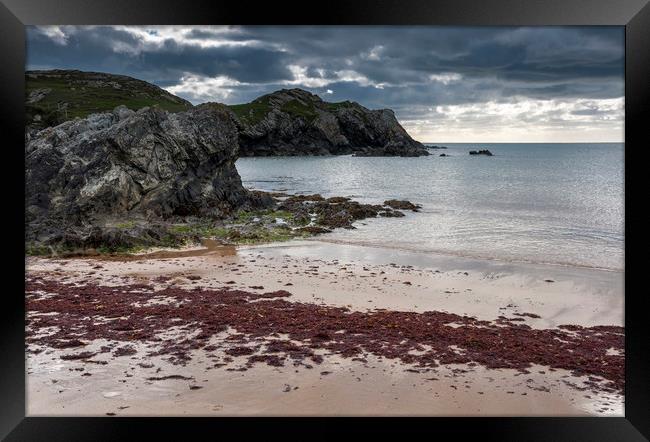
[26,26,624,143]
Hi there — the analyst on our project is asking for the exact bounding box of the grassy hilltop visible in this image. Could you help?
[229,92,360,127]
[26,70,193,129]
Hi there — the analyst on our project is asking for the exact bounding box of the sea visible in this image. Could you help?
[236,143,624,271]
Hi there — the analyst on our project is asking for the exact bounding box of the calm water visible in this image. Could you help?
[236,143,624,270]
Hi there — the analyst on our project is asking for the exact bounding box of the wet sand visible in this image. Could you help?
[25,240,624,416]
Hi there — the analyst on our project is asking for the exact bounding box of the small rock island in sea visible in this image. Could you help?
[469,149,494,156]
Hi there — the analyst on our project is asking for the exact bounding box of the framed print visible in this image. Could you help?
[1,0,648,439]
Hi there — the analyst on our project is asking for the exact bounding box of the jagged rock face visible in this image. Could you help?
[26,104,271,246]
[231,89,429,157]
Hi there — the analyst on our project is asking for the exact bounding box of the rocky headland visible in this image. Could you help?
[26,104,422,255]
[26,70,429,158]
[230,88,430,157]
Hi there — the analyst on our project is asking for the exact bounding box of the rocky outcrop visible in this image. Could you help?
[230,89,429,157]
[383,200,422,211]
[24,72,430,254]
[276,194,410,229]
[26,71,427,158]
[26,104,272,250]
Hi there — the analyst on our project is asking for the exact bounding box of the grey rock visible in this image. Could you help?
[26,104,272,248]
[469,149,494,156]
[27,88,52,104]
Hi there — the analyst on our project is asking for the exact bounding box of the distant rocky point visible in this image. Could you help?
[469,149,494,156]
[230,88,429,157]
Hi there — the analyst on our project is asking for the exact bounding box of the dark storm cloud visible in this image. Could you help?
[26,26,296,87]
[26,25,624,141]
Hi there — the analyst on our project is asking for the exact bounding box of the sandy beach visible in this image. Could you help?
[25,240,624,416]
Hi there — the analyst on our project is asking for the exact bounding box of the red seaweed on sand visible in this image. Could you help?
[25,275,624,394]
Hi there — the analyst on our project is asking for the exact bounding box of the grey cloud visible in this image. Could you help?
[25,25,624,141]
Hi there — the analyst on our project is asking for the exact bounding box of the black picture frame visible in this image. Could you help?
[1,0,648,439]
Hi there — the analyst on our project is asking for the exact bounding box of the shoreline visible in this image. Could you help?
[29,238,624,327]
[25,239,624,416]
[254,237,625,273]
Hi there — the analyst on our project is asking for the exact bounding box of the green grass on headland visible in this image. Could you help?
[229,96,323,126]
[228,96,272,126]
[26,71,192,128]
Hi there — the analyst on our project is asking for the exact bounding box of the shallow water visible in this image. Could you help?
[236,143,624,270]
